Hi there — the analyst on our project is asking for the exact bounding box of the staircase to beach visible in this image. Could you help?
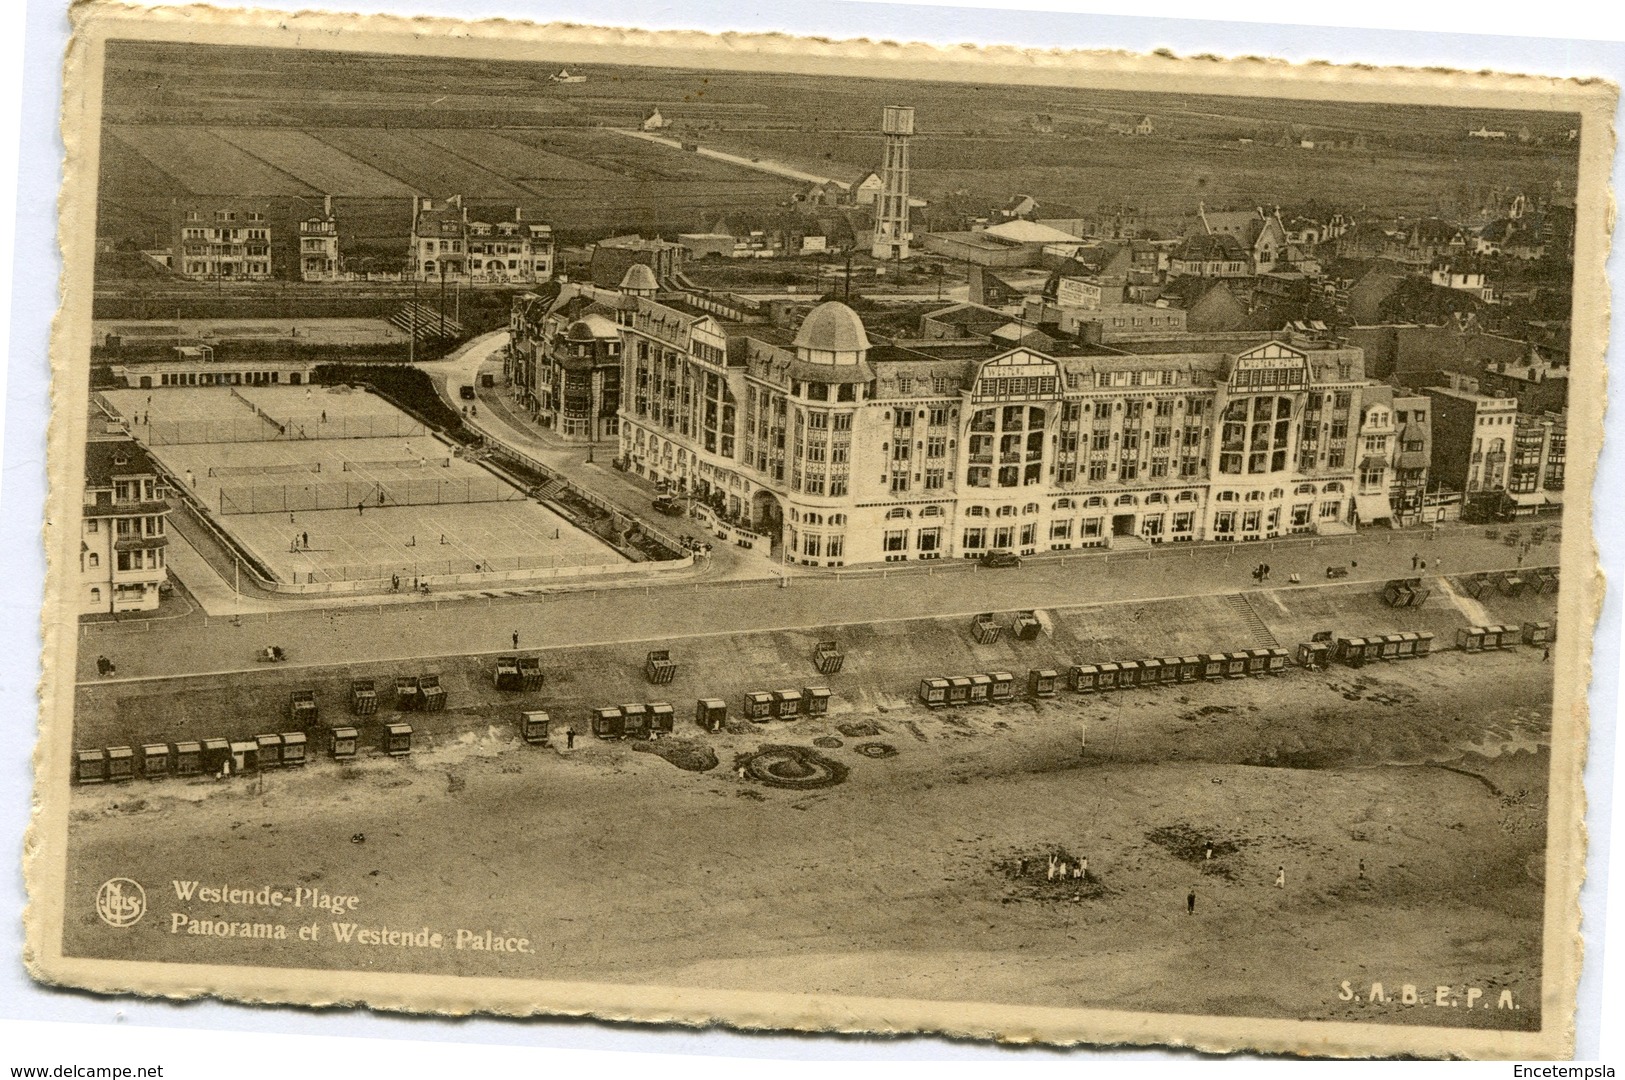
[1227,593,1281,647]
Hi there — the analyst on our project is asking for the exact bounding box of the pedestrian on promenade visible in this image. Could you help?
[322,410,327,422]
[1263,563,1271,581]
[1543,646,1551,662]
[1275,865,1286,889]
[1419,559,1426,572]
[357,502,365,516]
[301,531,308,548]
[512,630,520,650]
[1412,553,1420,570]
[391,573,399,592]
[566,728,576,749]
[1187,890,1197,915]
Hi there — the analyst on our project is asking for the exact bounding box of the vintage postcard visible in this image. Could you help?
[26,1,1615,1059]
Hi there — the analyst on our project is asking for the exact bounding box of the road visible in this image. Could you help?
[80,517,1556,683]
[607,127,842,186]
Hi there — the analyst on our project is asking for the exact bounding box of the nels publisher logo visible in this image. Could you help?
[95,878,146,928]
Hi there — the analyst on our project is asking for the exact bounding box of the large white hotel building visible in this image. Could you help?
[512,283,1380,568]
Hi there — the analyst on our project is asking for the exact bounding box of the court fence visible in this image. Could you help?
[217,476,526,515]
[144,414,429,445]
[341,456,451,472]
[209,461,321,478]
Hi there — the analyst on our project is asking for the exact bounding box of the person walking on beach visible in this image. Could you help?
[566,728,575,750]
[512,630,520,650]
[1275,865,1286,889]
[1187,890,1197,915]
[1543,646,1551,662]
[1411,553,1420,570]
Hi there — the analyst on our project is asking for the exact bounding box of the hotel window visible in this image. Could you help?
[1050,520,1074,539]
[962,527,987,550]
[993,526,1015,548]
[883,530,908,552]
[924,468,945,490]
[1319,500,1341,520]
[1213,511,1236,534]
[1172,512,1194,533]
[1019,523,1037,546]
[1081,518,1102,538]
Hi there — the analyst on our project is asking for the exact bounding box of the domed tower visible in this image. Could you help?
[777,301,873,569]
[792,301,871,367]
[618,262,658,298]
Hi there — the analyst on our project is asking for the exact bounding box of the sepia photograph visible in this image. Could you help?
[20,1,1617,1061]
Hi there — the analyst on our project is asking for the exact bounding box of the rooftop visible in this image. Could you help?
[85,439,159,487]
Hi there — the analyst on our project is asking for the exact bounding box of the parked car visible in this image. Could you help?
[459,385,476,400]
[652,496,685,517]
[979,550,1022,568]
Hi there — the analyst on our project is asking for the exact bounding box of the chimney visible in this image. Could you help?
[323,194,332,217]
[967,266,986,306]
[514,206,524,222]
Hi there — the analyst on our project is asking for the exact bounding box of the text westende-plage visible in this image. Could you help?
[165,880,533,953]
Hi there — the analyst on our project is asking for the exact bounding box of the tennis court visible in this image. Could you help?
[102,386,628,586]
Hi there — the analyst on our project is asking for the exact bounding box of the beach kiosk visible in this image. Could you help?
[592,706,625,740]
[918,678,949,709]
[1296,641,1330,670]
[968,673,993,705]
[946,676,973,706]
[139,742,170,780]
[1068,664,1099,694]
[289,689,318,727]
[254,733,284,768]
[518,656,545,691]
[1201,654,1227,680]
[1027,669,1059,698]
[75,748,107,785]
[619,703,650,739]
[743,691,775,721]
[172,740,203,777]
[493,656,522,691]
[383,722,413,756]
[280,731,308,766]
[324,725,358,761]
[813,640,845,675]
[988,671,1015,703]
[518,709,551,744]
[201,738,232,774]
[645,649,678,685]
[349,678,377,716]
[696,699,727,732]
[771,688,803,720]
[803,686,832,716]
[417,671,446,712]
[105,745,135,783]
[648,702,675,736]
[1456,626,1488,652]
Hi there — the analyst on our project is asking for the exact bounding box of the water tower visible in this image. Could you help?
[870,106,914,261]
